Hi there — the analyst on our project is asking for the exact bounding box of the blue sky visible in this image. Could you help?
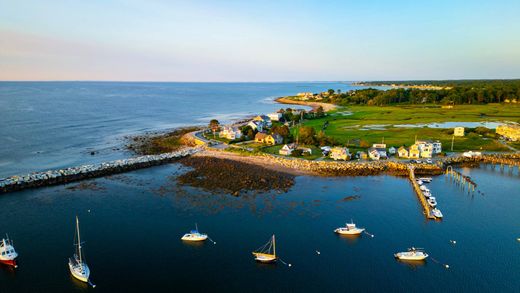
[1,0,519,81]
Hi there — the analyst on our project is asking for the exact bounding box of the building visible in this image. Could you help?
[416,140,442,154]
[496,124,520,141]
[454,127,465,137]
[248,120,264,132]
[255,133,283,145]
[267,112,283,121]
[330,147,350,161]
[398,146,409,158]
[388,146,397,155]
[296,92,314,100]
[253,115,272,127]
[368,148,380,160]
[370,144,387,159]
[409,144,420,159]
[279,144,296,156]
[219,126,242,140]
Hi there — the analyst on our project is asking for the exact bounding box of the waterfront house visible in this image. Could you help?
[415,140,442,155]
[409,144,420,159]
[248,120,264,132]
[496,124,520,141]
[330,147,350,161]
[454,127,465,137]
[279,144,296,156]
[253,115,272,127]
[371,143,387,159]
[388,146,397,155]
[267,112,283,122]
[298,147,313,155]
[219,126,242,140]
[368,148,380,160]
[357,151,368,160]
[255,133,282,145]
[398,146,409,158]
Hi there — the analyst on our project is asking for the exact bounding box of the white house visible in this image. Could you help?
[267,112,283,121]
[219,126,242,140]
[253,115,272,127]
[416,140,442,155]
[368,148,381,160]
[370,144,387,159]
[248,120,264,132]
[388,146,397,155]
[279,144,296,156]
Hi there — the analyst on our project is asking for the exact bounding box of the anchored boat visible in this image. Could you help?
[395,247,428,261]
[68,216,91,284]
[252,235,277,263]
[0,235,18,268]
[334,221,365,235]
[181,224,208,242]
[427,197,437,208]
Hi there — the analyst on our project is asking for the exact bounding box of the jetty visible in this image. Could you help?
[408,166,436,220]
[445,166,477,192]
[0,147,201,194]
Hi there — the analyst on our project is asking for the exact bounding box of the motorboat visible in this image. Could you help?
[0,235,18,268]
[252,235,277,263]
[423,191,432,198]
[416,179,423,185]
[432,208,443,218]
[68,216,91,284]
[394,247,428,261]
[427,197,437,208]
[420,185,428,191]
[419,177,432,183]
[334,221,365,235]
[181,224,208,242]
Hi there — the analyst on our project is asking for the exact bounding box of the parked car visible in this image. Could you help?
[416,160,422,164]
[426,159,433,164]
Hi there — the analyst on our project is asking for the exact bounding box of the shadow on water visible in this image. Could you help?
[395,259,428,270]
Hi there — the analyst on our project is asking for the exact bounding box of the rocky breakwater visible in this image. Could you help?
[0,147,201,194]
[441,153,520,168]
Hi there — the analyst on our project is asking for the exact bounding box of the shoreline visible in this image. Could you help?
[274,96,338,112]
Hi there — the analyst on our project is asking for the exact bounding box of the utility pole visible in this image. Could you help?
[451,135,455,151]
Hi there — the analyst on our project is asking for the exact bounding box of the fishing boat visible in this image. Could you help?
[427,197,437,208]
[0,235,18,268]
[394,247,428,261]
[420,185,428,191]
[432,208,443,218]
[419,177,432,183]
[68,216,91,284]
[252,235,277,263]
[416,179,423,185]
[334,221,365,235]
[181,224,208,242]
[423,191,432,198]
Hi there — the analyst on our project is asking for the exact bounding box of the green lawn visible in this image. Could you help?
[299,104,520,152]
[261,144,323,160]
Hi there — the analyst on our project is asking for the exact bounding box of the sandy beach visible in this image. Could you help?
[275,97,338,112]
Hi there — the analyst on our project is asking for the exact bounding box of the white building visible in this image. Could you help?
[267,112,282,121]
[279,144,296,156]
[219,126,242,140]
[247,120,264,132]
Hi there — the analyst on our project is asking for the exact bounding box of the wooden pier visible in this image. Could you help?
[445,166,477,192]
[408,166,436,220]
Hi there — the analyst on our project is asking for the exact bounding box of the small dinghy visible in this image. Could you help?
[427,197,437,208]
[252,235,277,263]
[0,235,18,268]
[181,224,208,242]
[432,208,443,218]
[395,247,428,261]
[334,221,365,235]
[419,177,432,183]
[68,216,92,285]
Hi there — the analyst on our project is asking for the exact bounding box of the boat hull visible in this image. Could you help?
[181,234,208,241]
[0,258,17,268]
[252,253,277,263]
[394,253,428,261]
[68,260,90,283]
[334,228,365,235]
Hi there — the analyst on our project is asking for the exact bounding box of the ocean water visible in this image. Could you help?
[0,82,519,292]
[0,82,374,178]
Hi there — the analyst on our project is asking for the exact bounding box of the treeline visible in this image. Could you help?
[331,79,520,105]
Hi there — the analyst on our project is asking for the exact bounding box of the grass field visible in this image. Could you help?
[300,104,520,152]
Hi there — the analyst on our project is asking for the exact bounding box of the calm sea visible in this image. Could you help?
[0,82,519,292]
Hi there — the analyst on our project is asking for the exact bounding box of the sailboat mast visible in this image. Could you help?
[76,216,82,263]
[272,235,276,256]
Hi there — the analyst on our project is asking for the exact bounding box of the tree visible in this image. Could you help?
[327,89,335,96]
[209,119,220,138]
[299,126,316,145]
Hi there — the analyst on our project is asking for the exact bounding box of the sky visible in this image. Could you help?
[1,0,520,81]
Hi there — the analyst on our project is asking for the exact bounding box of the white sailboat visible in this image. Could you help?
[252,235,277,263]
[181,224,208,242]
[68,216,91,284]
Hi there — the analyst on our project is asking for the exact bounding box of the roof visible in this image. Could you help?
[255,133,268,139]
